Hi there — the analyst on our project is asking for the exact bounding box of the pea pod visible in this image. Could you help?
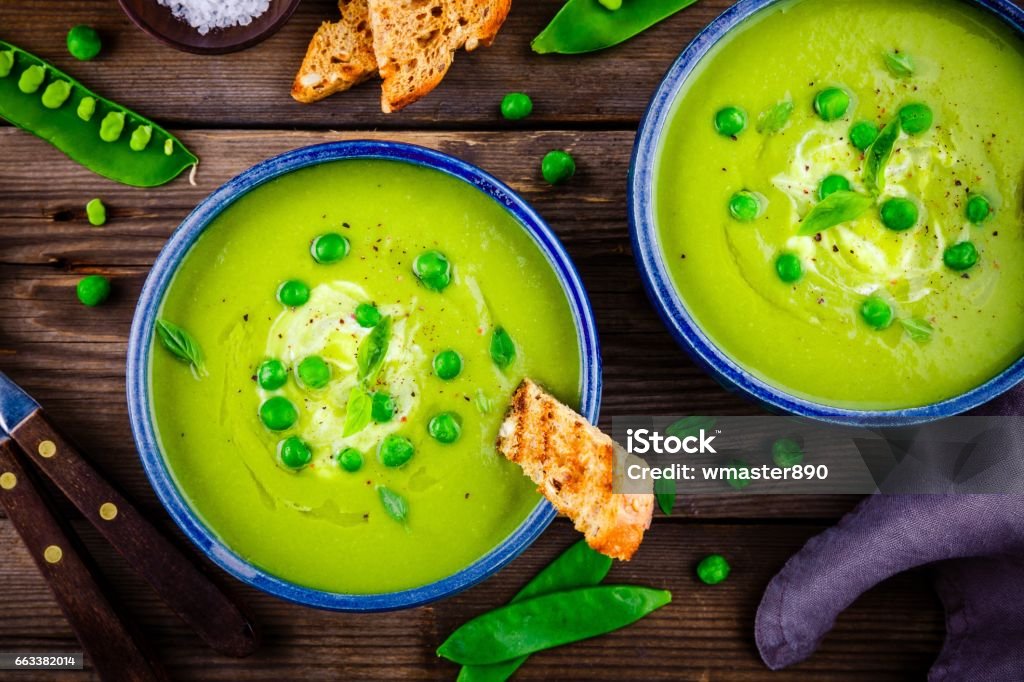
[457,541,612,682]
[438,585,671,665]
[532,0,699,55]
[0,40,196,187]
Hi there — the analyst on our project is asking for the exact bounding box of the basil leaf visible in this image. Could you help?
[377,485,408,522]
[357,316,391,383]
[756,99,794,135]
[899,317,934,343]
[797,191,874,236]
[155,319,206,376]
[343,387,372,437]
[884,51,914,78]
[651,417,716,516]
[490,327,516,369]
[654,478,676,516]
[474,389,492,414]
[864,117,901,195]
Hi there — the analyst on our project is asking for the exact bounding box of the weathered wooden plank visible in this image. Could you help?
[0,0,733,129]
[0,518,943,681]
[0,129,632,267]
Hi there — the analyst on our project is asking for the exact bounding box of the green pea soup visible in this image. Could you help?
[656,0,1024,410]
[150,159,580,594]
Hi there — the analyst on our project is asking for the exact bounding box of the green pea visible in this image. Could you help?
[129,125,152,151]
[696,554,731,585]
[541,150,576,185]
[772,438,804,468]
[76,275,110,307]
[278,436,312,470]
[860,296,894,330]
[18,64,45,94]
[714,106,746,137]
[944,241,979,272]
[428,412,462,444]
[259,396,298,431]
[41,80,71,109]
[311,232,349,264]
[296,355,331,389]
[337,447,363,473]
[775,253,802,283]
[77,96,96,121]
[433,349,463,380]
[354,302,381,328]
[0,50,13,78]
[277,279,310,307]
[597,0,622,8]
[86,198,106,226]
[814,87,850,122]
[371,392,395,423]
[849,121,879,151]
[256,359,287,390]
[728,191,762,222]
[500,92,533,120]
[66,25,102,61]
[99,111,125,142]
[413,250,452,292]
[966,195,992,224]
[879,197,919,231]
[164,138,174,155]
[818,174,851,200]
[378,434,415,468]
[899,103,933,135]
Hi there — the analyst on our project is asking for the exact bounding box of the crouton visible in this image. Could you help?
[497,379,654,561]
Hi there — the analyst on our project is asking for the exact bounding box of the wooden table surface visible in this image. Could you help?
[0,1,956,679]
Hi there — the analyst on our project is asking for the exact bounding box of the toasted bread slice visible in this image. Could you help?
[497,379,654,561]
[291,0,377,104]
[367,0,511,113]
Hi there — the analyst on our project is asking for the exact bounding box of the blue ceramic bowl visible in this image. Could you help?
[127,141,601,611]
[629,0,1024,428]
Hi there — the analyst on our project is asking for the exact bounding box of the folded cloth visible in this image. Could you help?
[755,390,1024,679]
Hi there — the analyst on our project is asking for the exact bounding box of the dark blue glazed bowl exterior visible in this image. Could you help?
[629,0,1024,428]
[127,141,602,611]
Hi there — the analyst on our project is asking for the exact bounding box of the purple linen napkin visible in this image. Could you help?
[756,391,1024,679]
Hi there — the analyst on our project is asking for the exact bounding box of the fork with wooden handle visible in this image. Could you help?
[0,371,259,662]
[0,435,167,681]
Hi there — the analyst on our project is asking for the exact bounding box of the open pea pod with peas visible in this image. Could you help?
[0,39,196,187]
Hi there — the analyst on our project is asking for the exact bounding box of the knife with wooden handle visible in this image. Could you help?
[0,435,168,682]
[0,371,259,658]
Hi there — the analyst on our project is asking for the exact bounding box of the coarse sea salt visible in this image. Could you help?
[156,0,272,35]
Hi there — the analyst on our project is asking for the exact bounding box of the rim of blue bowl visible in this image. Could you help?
[629,0,1024,429]
[127,140,602,612]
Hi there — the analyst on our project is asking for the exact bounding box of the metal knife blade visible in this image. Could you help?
[0,370,40,434]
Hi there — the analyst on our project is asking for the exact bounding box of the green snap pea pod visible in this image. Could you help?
[438,585,671,666]
[532,0,699,55]
[0,39,197,187]
[457,541,612,682]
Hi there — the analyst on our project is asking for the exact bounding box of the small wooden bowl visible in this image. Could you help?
[118,0,302,55]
